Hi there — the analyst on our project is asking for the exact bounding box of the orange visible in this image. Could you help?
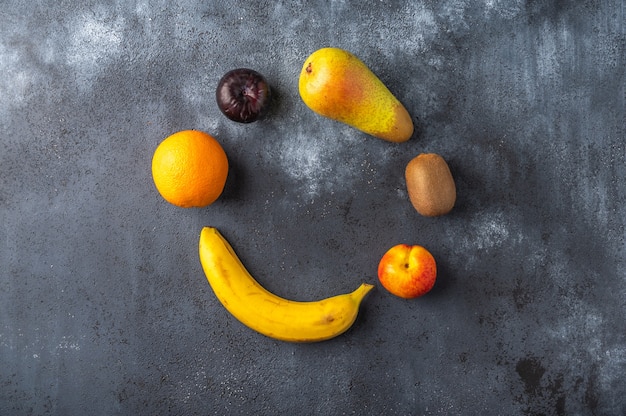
[151,130,228,208]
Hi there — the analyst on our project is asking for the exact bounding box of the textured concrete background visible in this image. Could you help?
[1,1,625,415]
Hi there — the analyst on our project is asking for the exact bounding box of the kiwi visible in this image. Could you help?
[405,153,456,217]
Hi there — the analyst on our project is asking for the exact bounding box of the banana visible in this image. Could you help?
[198,227,374,342]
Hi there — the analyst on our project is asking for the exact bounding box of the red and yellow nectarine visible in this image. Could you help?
[377,244,436,299]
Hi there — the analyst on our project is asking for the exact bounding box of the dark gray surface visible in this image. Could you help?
[1,1,625,415]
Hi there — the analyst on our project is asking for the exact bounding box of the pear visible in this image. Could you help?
[299,47,414,143]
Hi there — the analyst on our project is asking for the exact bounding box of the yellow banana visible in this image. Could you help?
[198,227,374,342]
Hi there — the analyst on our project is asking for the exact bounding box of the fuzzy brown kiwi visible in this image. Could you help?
[405,153,456,217]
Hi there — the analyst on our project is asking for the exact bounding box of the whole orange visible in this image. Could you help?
[151,130,228,208]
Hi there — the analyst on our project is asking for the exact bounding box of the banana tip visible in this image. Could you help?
[354,282,375,300]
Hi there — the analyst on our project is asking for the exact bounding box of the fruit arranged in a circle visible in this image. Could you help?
[378,244,437,299]
[151,130,228,208]
[216,68,271,123]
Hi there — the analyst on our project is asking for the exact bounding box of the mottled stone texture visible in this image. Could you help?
[1,1,625,415]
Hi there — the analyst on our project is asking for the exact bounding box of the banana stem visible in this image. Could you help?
[352,283,375,301]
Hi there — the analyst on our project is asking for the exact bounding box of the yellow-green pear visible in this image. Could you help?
[299,47,414,143]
